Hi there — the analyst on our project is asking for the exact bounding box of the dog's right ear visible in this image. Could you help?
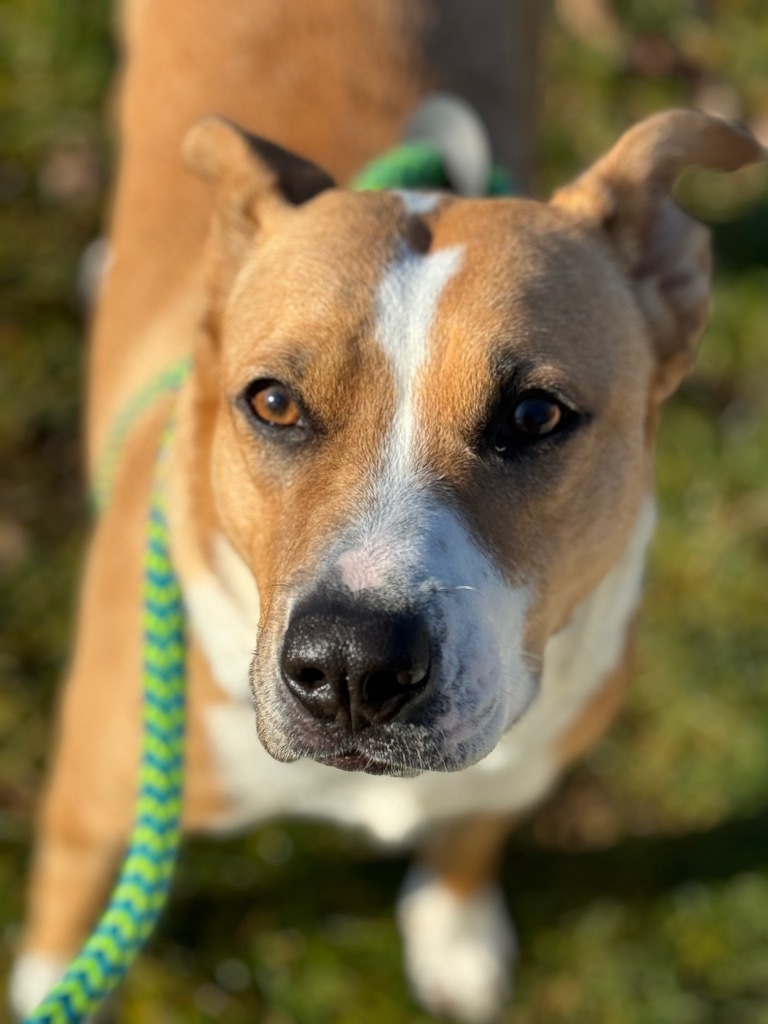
[551,110,763,401]
[184,115,335,315]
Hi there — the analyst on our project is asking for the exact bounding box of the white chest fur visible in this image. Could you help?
[189,499,655,844]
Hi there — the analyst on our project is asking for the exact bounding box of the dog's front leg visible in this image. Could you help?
[398,814,516,1024]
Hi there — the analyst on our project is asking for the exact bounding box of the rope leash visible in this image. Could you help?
[91,358,191,515]
[25,402,188,1023]
[23,143,512,1023]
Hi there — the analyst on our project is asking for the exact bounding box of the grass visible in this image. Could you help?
[1,2,767,1021]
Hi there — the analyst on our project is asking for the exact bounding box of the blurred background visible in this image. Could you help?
[1,1,768,1021]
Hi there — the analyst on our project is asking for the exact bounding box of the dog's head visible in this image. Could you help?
[184,111,762,776]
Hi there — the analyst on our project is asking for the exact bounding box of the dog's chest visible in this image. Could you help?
[188,500,654,844]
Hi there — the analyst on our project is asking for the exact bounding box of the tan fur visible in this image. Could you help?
[87,0,427,469]
[416,629,636,907]
[551,110,765,399]
[421,814,515,899]
[556,621,636,766]
[15,0,764,1013]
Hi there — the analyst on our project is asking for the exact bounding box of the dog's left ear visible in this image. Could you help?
[551,110,764,400]
[184,115,335,314]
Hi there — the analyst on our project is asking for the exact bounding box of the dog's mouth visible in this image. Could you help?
[323,750,391,774]
[261,701,508,776]
[314,748,421,777]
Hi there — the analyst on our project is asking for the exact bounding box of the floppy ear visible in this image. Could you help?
[551,110,764,400]
[184,115,335,317]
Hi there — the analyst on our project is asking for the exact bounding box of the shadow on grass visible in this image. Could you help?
[509,803,768,922]
[153,800,768,947]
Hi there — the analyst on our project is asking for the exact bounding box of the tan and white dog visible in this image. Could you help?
[11,1,764,1020]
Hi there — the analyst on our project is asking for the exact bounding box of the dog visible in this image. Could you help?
[10,0,764,1020]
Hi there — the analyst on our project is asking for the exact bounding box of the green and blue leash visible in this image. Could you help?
[26,405,189,1024]
[24,143,512,1024]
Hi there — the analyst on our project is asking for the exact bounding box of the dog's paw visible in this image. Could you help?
[8,952,68,1019]
[396,867,517,1023]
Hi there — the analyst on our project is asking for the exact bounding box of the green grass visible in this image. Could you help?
[1,2,767,1021]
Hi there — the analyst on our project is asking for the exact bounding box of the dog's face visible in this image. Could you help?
[185,112,761,775]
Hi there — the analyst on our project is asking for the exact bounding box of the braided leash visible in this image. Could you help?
[23,144,512,1023]
[25,404,188,1023]
[91,359,191,515]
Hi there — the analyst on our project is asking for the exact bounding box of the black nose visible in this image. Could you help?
[281,600,431,731]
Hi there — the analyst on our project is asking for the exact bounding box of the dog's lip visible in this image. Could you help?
[321,750,391,775]
[307,746,425,778]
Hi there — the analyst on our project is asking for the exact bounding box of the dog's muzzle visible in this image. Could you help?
[280,595,432,758]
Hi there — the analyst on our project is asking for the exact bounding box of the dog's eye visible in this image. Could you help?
[248,381,302,428]
[511,395,563,436]
[490,391,573,456]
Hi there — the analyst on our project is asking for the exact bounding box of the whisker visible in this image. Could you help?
[426,584,481,595]
[508,651,545,671]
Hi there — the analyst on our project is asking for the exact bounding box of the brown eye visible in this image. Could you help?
[512,396,563,436]
[489,390,574,458]
[249,381,302,427]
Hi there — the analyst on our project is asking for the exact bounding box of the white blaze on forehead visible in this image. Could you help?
[336,240,463,595]
[329,239,536,762]
[375,241,463,456]
[394,189,443,215]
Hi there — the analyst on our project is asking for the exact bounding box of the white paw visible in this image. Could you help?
[397,867,517,1023]
[9,952,68,1020]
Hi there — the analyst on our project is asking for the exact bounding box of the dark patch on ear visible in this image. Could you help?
[401,214,432,255]
[184,115,336,205]
[659,268,696,291]
[249,136,335,205]
[184,116,338,333]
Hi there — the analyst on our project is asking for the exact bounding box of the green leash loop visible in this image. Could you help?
[352,139,515,196]
[24,140,513,1024]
